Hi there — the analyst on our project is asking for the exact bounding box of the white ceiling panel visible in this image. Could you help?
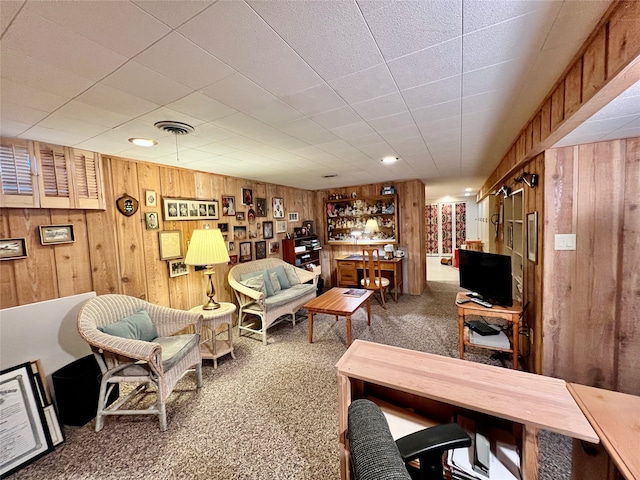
[1,0,630,195]
[134,32,236,90]
[25,0,171,57]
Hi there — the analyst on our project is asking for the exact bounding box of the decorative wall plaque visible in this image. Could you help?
[116,195,139,216]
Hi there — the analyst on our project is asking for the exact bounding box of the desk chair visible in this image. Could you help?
[348,399,471,480]
[360,248,390,308]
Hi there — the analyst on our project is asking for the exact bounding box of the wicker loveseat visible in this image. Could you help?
[228,258,318,345]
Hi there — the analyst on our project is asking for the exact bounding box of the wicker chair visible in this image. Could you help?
[228,258,318,345]
[77,294,203,431]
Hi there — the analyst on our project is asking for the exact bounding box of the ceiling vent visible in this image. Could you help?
[154,121,194,135]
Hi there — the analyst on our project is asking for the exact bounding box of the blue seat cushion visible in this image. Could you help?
[120,334,199,375]
[98,309,157,341]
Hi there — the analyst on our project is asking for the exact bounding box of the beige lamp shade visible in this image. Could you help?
[364,218,379,234]
[184,228,230,267]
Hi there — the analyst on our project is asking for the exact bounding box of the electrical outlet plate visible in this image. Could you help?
[554,234,576,250]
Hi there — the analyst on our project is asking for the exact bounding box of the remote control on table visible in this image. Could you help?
[471,298,493,308]
[456,298,472,304]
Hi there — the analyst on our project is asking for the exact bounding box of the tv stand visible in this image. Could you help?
[456,292,522,370]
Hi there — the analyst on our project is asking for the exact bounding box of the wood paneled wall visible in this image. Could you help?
[0,156,316,311]
[492,154,545,373]
[543,138,640,396]
[314,179,426,296]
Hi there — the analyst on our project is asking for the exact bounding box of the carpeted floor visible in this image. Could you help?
[11,280,570,479]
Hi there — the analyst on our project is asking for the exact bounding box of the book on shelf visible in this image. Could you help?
[343,289,366,297]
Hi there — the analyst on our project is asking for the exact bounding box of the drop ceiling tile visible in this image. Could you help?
[328,63,398,104]
[390,136,429,157]
[280,84,347,117]
[74,137,132,156]
[76,84,159,118]
[412,100,461,125]
[351,92,408,121]
[1,49,94,99]
[188,123,238,144]
[311,106,362,130]
[589,98,640,121]
[179,1,322,97]
[2,8,127,81]
[317,140,363,158]
[402,75,461,110]
[101,61,192,105]
[248,0,383,81]
[1,119,31,138]
[330,122,377,141]
[349,132,386,148]
[357,141,397,159]
[21,125,91,146]
[0,78,68,113]
[463,0,553,34]
[388,37,462,90]
[134,32,236,90]
[278,118,340,146]
[380,124,423,144]
[167,93,237,123]
[201,73,276,114]
[367,111,416,132]
[362,0,461,59]
[247,99,305,127]
[0,101,49,126]
[133,0,212,29]
[543,0,610,51]
[25,0,170,57]
[194,143,239,156]
[462,89,507,115]
[50,100,132,128]
[1,1,24,35]
[462,60,521,97]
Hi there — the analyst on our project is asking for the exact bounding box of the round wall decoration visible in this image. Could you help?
[116,195,139,216]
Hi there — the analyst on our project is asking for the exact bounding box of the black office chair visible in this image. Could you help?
[348,399,471,480]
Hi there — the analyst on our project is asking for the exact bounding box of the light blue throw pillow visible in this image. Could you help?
[240,270,275,297]
[98,309,158,341]
[240,275,267,296]
[267,265,291,290]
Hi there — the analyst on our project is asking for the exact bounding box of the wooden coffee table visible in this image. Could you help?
[304,288,374,346]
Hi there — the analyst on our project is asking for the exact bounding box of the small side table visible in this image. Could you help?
[190,303,236,368]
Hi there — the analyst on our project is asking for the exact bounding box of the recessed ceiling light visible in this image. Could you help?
[465,193,471,197]
[129,137,157,147]
[465,188,472,192]
[381,156,399,164]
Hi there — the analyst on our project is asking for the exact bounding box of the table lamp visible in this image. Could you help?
[184,226,230,310]
[364,218,379,240]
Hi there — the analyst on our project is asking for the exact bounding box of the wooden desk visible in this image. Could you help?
[568,383,640,480]
[336,340,597,480]
[456,292,523,370]
[335,255,403,301]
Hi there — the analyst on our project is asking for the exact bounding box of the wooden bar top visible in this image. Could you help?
[568,383,640,480]
[336,340,598,443]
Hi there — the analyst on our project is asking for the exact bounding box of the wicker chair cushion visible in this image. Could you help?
[267,265,291,289]
[240,275,267,295]
[121,334,199,375]
[240,270,276,297]
[98,309,157,341]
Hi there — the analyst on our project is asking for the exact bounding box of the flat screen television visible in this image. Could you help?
[458,249,513,307]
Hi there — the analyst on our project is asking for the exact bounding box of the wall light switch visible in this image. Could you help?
[555,234,576,250]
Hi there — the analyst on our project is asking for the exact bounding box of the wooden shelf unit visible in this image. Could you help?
[325,194,398,245]
[282,235,321,271]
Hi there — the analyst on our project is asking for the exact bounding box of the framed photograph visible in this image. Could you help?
[228,241,235,252]
[222,196,236,216]
[158,231,183,260]
[276,220,287,233]
[255,241,267,260]
[256,197,267,217]
[168,259,188,278]
[269,241,280,255]
[248,208,256,223]
[228,254,238,266]
[218,223,228,233]
[273,197,284,218]
[145,190,157,207]
[0,238,28,260]
[263,221,274,239]
[162,197,218,221]
[527,212,538,263]
[236,212,245,221]
[242,188,253,205]
[294,227,309,238]
[233,225,247,240]
[288,212,299,222]
[239,242,252,262]
[39,225,75,245]
[0,362,54,478]
[144,212,159,230]
[302,220,314,235]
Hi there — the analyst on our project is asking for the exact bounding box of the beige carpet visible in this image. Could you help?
[11,281,570,480]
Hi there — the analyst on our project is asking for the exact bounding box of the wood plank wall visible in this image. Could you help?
[0,156,317,311]
[493,154,545,373]
[543,138,640,396]
[314,179,426,295]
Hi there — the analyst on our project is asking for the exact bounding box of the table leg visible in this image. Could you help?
[458,309,465,360]
[211,324,218,369]
[512,317,519,370]
[308,311,314,343]
[227,323,236,360]
[346,315,352,346]
[366,299,371,326]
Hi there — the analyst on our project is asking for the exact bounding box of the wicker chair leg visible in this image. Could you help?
[95,378,109,432]
[195,363,203,388]
[158,402,167,431]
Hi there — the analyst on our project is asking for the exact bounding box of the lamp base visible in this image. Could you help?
[202,297,220,310]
